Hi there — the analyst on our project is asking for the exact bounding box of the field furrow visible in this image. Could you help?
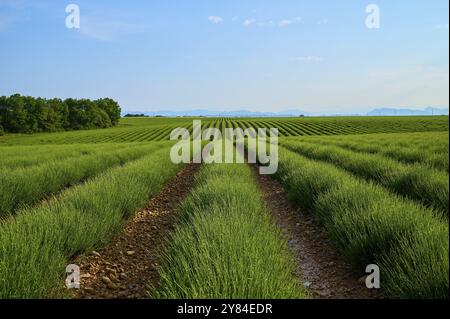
[0,146,181,298]
[153,163,306,299]
[282,140,449,216]
[275,147,448,298]
[0,143,164,217]
[287,135,449,172]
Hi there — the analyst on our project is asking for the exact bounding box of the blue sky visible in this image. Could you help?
[0,0,448,114]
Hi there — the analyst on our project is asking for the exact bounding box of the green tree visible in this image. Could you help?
[23,96,40,132]
[66,98,88,130]
[95,98,121,126]
[87,106,111,128]
[47,98,69,131]
[0,96,6,131]
[0,94,121,133]
[3,94,29,133]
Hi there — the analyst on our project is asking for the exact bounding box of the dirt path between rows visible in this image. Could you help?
[73,163,200,299]
[252,166,382,299]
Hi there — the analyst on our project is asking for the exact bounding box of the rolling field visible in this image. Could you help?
[0,116,448,299]
[0,116,447,145]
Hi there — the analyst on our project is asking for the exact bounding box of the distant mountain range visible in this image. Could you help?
[123,107,449,117]
[366,107,449,116]
[124,109,311,117]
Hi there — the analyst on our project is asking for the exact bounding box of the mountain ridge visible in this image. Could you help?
[123,107,449,117]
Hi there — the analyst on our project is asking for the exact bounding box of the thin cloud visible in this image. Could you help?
[241,16,302,28]
[317,19,328,25]
[279,17,302,27]
[256,20,275,27]
[294,56,324,63]
[243,18,256,26]
[208,16,224,24]
[243,19,276,28]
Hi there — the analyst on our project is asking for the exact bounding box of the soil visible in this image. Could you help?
[73,163,200,299]
[70,158,381,299]
[252,166,382,299]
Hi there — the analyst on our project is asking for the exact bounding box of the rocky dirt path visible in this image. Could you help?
[252,166,382,299]
[73,163,200,299]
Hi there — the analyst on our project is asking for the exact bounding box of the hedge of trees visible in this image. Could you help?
[124,114,148,117]
[0,94,121,134]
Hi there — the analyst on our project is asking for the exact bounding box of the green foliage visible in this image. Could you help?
[276,148,449,298]
[153,164,306,299]
[0,116,448,145]
[124,113,148,117]
[0,94,121,133]
[282,140,449,216]
[0,146,180,298]
[95,98,121,125]
[286,131,449,172]
[0,116,447,300]
[0,143,163,217]
[381,226,449,299]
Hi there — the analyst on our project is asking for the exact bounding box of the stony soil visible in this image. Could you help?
[73,163,200,299]
[70,159,381,299]
[252,166,382,299]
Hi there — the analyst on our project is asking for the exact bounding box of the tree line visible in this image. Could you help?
[0,94,121,134]
[124,113,149,118]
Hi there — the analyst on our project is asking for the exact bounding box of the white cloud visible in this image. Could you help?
[243,19,277,28]
[279,17,302,27]
[208,16,224,24]
[317,19,328,25]
[279,20,292,27]
[243,18,256,26]
[294,56,324,63]
[241,16,302,28]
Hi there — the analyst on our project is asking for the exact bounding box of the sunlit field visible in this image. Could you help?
[0,116,448,299]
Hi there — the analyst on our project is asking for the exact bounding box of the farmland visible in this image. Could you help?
[0,116,448,299]
[154,163,306,299]
[0,116,447,145]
